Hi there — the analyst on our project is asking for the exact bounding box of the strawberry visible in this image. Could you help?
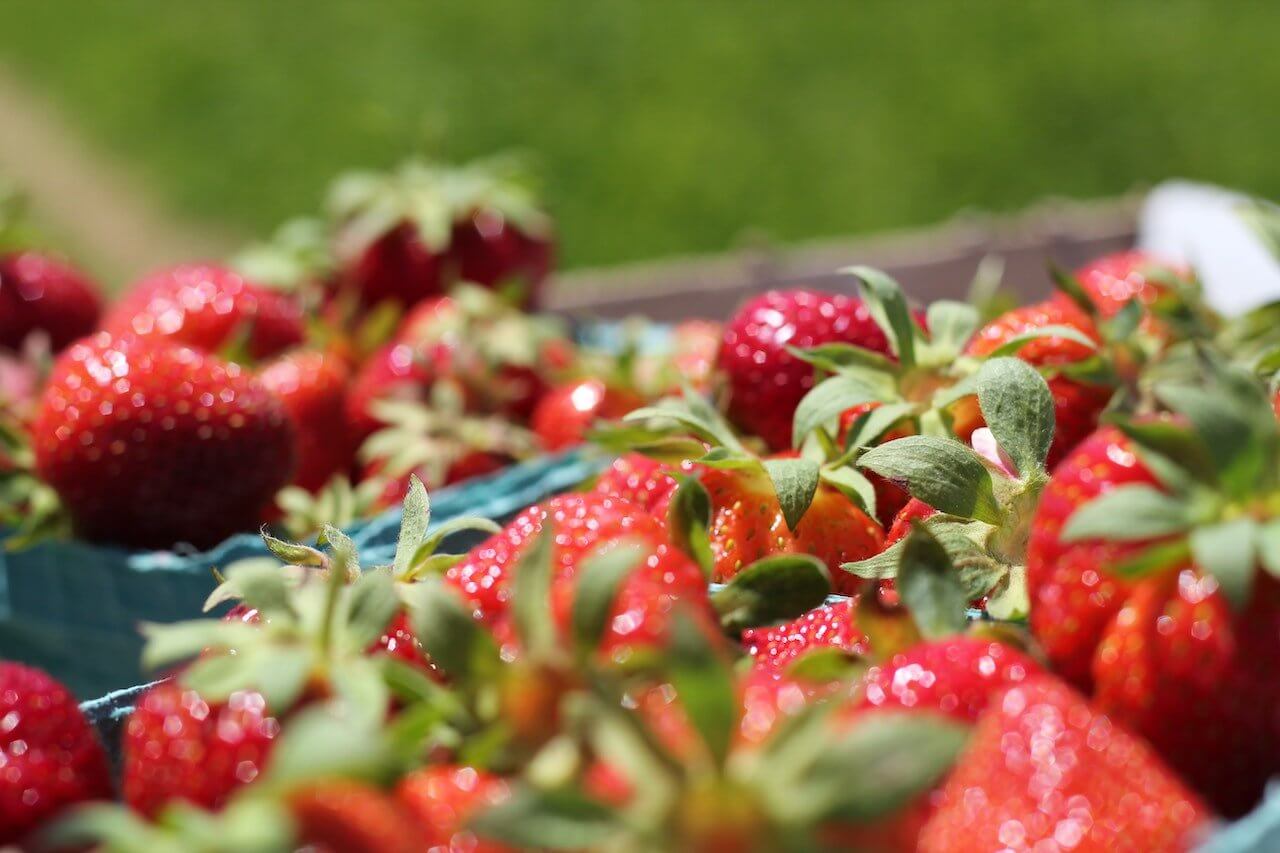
[121,681,280,817]
[741,598,868,672]
[287,782,421,853]
[859,636,1041,723]
[396,765,514,853]
[346,340,439,442]
[446,207,553,307]
[31,333,296,549]
[0,251,102,353]
[259,348,354,492]
[345,221,446,311]
[0,662,111,844]
[964,299,1112,469]
[104,263,305,359]
[717,288,891,450]
[591,451,682,518]
[917,676,1208,853]
[1070,249,1192,319]
[884,496,937,546]
[531,377,642,451]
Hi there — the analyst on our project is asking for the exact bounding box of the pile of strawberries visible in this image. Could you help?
[0,161,716,551]
[5,236,1280,852]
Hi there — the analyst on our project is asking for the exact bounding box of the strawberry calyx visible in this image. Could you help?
[231,217,336,304]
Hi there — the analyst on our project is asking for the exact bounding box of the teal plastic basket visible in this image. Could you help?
[0,448,604,698]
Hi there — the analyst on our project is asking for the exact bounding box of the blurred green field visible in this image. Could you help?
[0,1,1278,270]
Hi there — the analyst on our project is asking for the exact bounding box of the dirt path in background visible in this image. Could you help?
[0,66,233,283]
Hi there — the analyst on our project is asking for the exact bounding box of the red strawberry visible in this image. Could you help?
[396,765,514,852]
[345,222,446,311]
[0,662,112,844]
[669,319,721,392]
[287,781,421,853]
[345,341,440,442]
[446,492,710,661]
[531,378,642,451]
[742,598,868,671]
[104,263,305,359]
[885,497,937,547]
[31,334,296,549]
[592,452,682,519]
[859,637,1041,723]
[717,289,892,450]
[121,681,280,817]
[1027,423,1280,815]
[260,348,353,491]
[918,676,1208,853]
[446,207,553,307]
[702,466,884,595]
[964,299,1112,469]
[839,400,915,524]
[0,251,102,352]
[1070,249,1191,319]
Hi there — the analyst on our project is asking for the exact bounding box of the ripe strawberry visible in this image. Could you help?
[0,662,111,844]
[345,221,446,311]
[446,492,710,661]
[287,781,421,853]
[717,289,892,450]
[1070,249,1192,319]
[884,497,937,547]
[591,452,682,518]
[0,251,102,352]
[260,348,353,492]
[346,341,440,442]
[964,299,1112,469]
[917,676,1208,853]
[31,334,296,549]
[121,681,280,817]
[741,598,867,671]
[104,263,305,359]
[396,765,514,852]
[702,465,883,595]
[531,378,642,451]
[669,319,721,391]
[859,637,1041,723]
[446,207,553,307]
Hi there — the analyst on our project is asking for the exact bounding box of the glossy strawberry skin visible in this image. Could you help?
[32,334,296,549]
[965,299,1112,470]
[122,682,280,818]
[741,598,867,672]
[1027,425,1280,815]
[0,662,112,844]
[0,251,103,352]
[446,492,710,662]
[717,289,892,450]
[104,263,304,359]
[859,637,1041,723]
[531,378,641,451]
[592,452,682,519]
[260,349,353,492]
[346,222,445,311]
[345,341,438,443]
[396,765,514,853]
[288,781,421,853]
[1070,250,1189,319]
[703,468,884,596]
[446,210,553,308]
[918,676,1208,853]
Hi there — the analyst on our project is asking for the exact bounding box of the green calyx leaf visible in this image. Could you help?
[511,529,558,660]
[922,300,980,361]
[1259,520,1280,580]
[624,394,746,454]
[842,266,918,369]
[404,577,501,682]
[784,647,868,683]
[895,523,970,639]
[468,787,623,850]
[711,554,831,634]
[842,516,1006,603]
[1048,261,1099,318]
[1113,418,1217,487]
[667,476,715,579]
[761,456,820,532]
[571,540,646,656]
[976,357,1055,479]
[1104,298,1145,342]
[858,436,1001,524]
[791,373,885,450]
[666,609,738,767]
[819,465,877,518]
[787,342,899,377]
[260,530,327,568]
[1190,518,1258,611]
[343,568,401,653]
[1060,484,1192,542]
[985,324,1100,359]
[392,475,431,580]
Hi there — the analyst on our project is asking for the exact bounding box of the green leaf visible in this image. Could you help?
[218,559,293,616]
[1156,383,1275,499]
[392,475,431,579]
[511,529,557,659]
[976,357,1055,478]
[329,657,391,726]
[842,401,917,449]
[710,554,831,633]
[787,713,969,823]
[624,394,745,453]
[844,266,917,368]
[1109,539,1193,579]
[666,610,737,767]
[985,324,1099,358]
[1048,262,1098,317]
[404,578,500,682]
[819,465,877,518]
[1113,419,1216,486]
[895,524,969,639]
[785,647,868,683]
[1190,518,1258,611]
[984,565,1030,621]
[260,531,326,567]
[1259,520,1280,580]
[571,540,645,655]
[344,568,401,652]
[1060,484,1190,541]
[413,516,503,568]
[1105,298,1144,341]
[264,704,387,785]
[791,374,884,449]
[320,524,359,579]
[855,592,922,662]
[787,342,899,376]
[667,476,715,579]
[858,436,1001,524]
[468,788,622,849]
[761,456,821,532]
[924,300,980,356]
[140,621,259,672]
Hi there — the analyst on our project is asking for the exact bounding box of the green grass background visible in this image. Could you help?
[0,1,1277,269]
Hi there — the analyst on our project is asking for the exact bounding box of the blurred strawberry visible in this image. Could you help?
[0,251,102,353]
[260,348,354,492]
